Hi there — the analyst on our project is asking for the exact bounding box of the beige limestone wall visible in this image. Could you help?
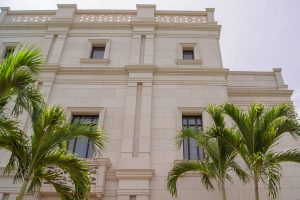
[0,4,299,200]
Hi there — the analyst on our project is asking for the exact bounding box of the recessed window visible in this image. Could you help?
[68,115,99,158]
[183,49,194,60]
[3,47,15,58]
[182,115,204,160]
[2,193,9,200]
[91,46,105,59]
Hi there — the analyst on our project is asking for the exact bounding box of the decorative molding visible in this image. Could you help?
[227,88,293,97]
[75,14,134,23]
[114,169,154,180]
[175,59,202,65]
[156,15,207,24]
[117,189,150,196]
[5,15,52,23]
[80,58,110,65]
[155,67,229,76]
[125,64,156,73]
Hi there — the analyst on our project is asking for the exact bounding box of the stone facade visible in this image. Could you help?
[0,4,298,200]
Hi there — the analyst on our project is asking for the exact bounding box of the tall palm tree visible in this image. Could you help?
[0,47,106,199]
[167,105,249,200]
[0,46,45,116]
[222,103,300,200]
[0,106,106,200]
[0,47,45,153]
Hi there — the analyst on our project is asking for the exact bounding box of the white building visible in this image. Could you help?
[0,4,298,200]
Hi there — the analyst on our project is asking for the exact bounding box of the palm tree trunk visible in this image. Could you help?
[16,178,30,200]
[254,173,259,200]
[220,181,227,200]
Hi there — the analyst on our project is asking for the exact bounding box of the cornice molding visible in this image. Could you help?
[126,64,156,73]
[114,169,154,180]
[228,87,293,97]
[80,58,110,65]
[175,59,202,65]
[155,67,229,76]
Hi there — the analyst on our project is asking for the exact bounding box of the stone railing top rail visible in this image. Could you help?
[1,7,213,24]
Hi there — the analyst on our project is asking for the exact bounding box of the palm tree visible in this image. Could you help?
[0,47,45,156]
[222,103,300,200]
[0,106,106,200]
[0,46,45,116]
[0,47,106,199]
[167,105,249,200]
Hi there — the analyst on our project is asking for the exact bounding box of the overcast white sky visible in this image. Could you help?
[1,0,299,113]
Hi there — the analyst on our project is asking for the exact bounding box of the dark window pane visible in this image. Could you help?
[91,47,105,59]
[68,139,75,152]
[188,118,196,125]
[182,116,203,160]
[189,138,198,160]
[69,115,99,158]
[4,48,14,58]
[87,140,94,158]
[183,138,190,160]
[183,50,194,60]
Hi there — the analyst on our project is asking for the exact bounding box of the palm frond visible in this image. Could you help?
[223,103,254,153]
[230,161,250,183]
[41,150,91,200]
[167,160,215,197]
[28,169,73,200]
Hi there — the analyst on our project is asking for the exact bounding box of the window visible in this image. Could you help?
[1,194,9,200]
[183,49,194,60]
[91,46,105,59]
[176,43,202,65]
[68,115,99,158]
[3,47,15,58]
[182,116,204,160]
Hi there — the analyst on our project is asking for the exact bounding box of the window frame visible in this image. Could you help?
[182,115,204,160]
[68,115,99,158]
[66,107,105,159]
[0,42,20,60]
[177,107,208,160]
[80,39,111,64]
[176,43,202,65]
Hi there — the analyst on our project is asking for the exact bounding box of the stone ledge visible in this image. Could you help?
[80,58,110,64]
[114,169,154,180]
[175,59,202,65]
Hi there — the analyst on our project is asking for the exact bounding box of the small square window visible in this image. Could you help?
[183,49,194,60]
[3,47,15,58]
[91,46,105,59]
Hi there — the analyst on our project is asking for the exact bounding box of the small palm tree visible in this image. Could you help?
[167,105,249,200]
[222,103,300,200]
[0,106,106,200]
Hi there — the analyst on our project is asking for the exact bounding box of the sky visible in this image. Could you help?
[0,0,299,113]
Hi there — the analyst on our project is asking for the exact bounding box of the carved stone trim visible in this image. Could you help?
[175,59,202,65]
[114,169,154,180]
[80,58,110,65]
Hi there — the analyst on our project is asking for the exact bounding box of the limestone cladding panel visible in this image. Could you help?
[60,36,132,67]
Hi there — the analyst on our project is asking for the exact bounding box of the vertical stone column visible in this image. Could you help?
[120,82,138,159]
[117,5,156,200]
[138,81,152,162]
[206,8,215,23]
[0,7,9,23]
[144,35,154,64]
[273,68,288,89]
[47,34,67,65]
[130,35,142,64]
